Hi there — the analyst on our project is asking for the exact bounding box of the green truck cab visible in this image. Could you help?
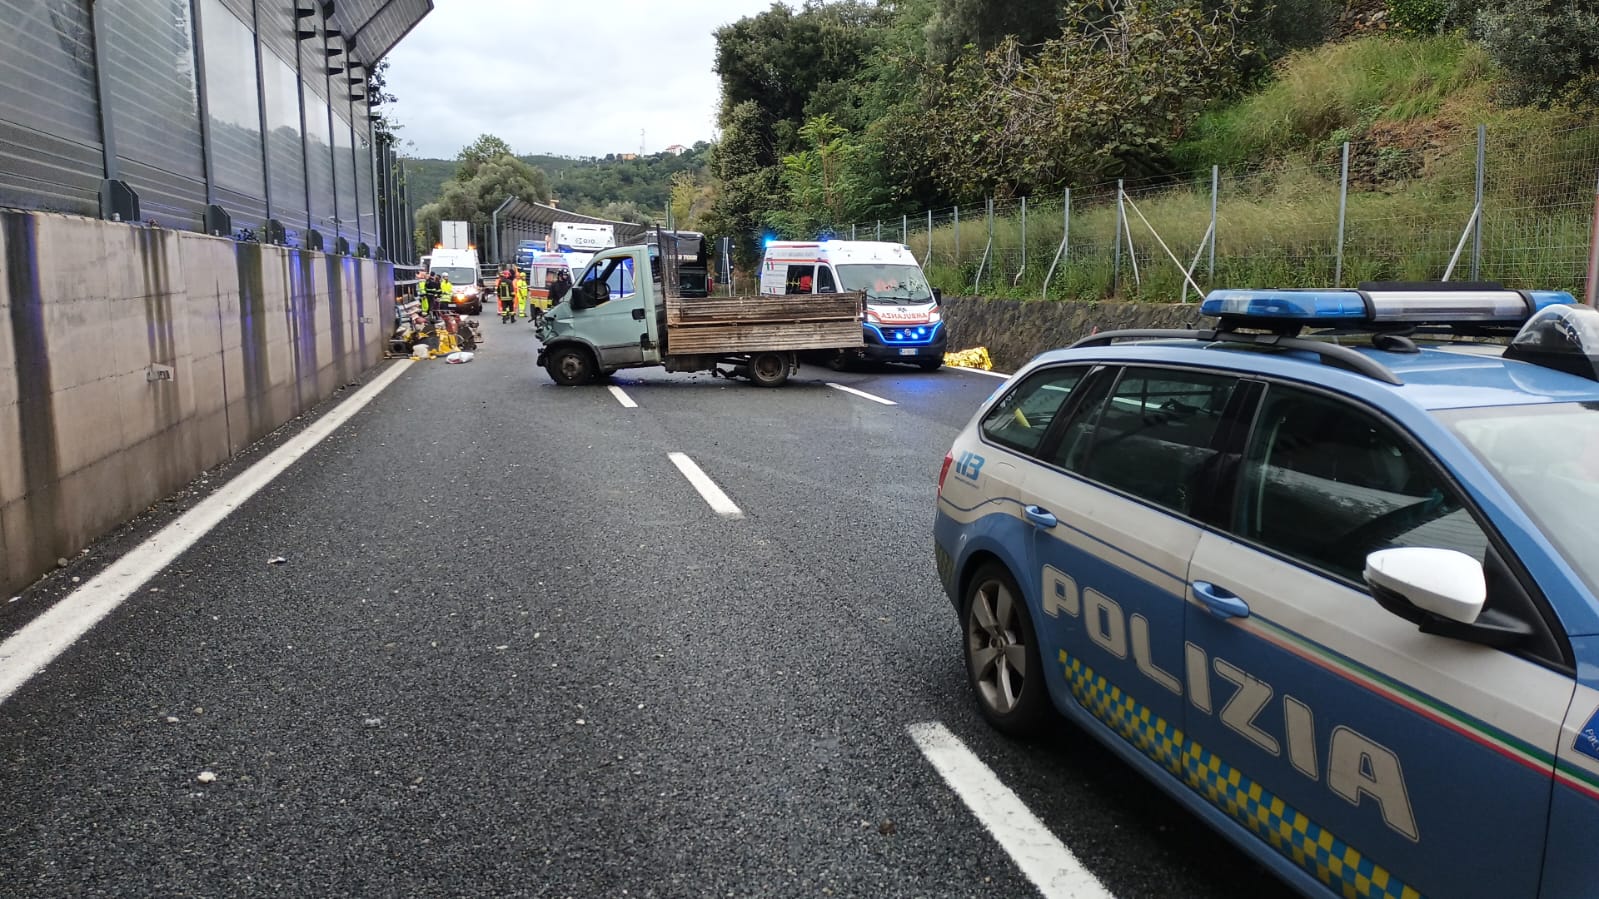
[535,243,864,388]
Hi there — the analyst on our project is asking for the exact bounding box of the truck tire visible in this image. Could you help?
[546,346,596,386]
[747,352,790,388]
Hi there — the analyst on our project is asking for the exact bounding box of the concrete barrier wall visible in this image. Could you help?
[943,296,1209,372]
[0,209,393,596]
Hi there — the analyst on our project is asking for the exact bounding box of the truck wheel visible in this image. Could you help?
[546,346,596,386]
[747,352,790,388]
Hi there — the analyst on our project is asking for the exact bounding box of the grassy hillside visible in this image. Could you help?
[898,34,1599,301]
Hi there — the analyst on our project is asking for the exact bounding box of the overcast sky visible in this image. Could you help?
[384,0,780,160]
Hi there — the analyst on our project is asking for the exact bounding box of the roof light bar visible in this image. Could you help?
[1200,285,1575,327]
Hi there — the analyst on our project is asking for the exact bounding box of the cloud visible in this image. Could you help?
[384,0,779,160]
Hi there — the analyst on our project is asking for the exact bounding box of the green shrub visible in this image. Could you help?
[1387,0,1451,34]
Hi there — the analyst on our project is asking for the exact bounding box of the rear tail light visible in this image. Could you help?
[938,452,954,495]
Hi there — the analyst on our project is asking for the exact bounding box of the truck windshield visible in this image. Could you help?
[433,267,475,285]
[1443,401,1599,598]
[835,264,933,303]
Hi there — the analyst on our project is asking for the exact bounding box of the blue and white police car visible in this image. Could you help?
[934,284,1599,899]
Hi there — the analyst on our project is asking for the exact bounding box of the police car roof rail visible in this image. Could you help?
[1070,328,1405,385]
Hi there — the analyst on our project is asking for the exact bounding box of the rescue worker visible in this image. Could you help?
[421,272,442,315]
[515,270,530,318]
[434,272,455,316]
[495,267,517,321]
[548,269,573,306]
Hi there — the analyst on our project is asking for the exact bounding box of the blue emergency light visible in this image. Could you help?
[1201,285,1576,327]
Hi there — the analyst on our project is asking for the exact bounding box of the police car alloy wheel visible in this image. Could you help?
[963,563,1046,735]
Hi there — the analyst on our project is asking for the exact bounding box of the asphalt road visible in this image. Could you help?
[0,319,1289,898]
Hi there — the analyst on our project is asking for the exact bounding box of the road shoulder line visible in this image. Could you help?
[0,361,412,706]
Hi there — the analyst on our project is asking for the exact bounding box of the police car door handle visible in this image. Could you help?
[1192,581,1251,620]
[1024,506,1058,529]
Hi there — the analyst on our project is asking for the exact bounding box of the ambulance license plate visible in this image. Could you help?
[899,348,917,356]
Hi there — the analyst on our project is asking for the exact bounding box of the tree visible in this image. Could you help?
[457,134,517,181]
[917,0,1254,199]
[767,115,863,236]
[1474,0,1599,105]
[412,136,552,252]
[713,1,889,146]
[923,0,1065,64]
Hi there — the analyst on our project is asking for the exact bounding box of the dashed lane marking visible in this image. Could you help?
[826,383,898,406]
[908,721,1117,899]
[667,453,744,520]
[608,385,639,408]
[0,361,413,707]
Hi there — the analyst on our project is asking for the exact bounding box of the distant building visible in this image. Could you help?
[619,153,639,161]
[664,144,688,156]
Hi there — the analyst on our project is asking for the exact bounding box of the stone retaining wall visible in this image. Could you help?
[942,296,1207,372]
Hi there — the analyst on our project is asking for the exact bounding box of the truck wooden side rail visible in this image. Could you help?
[663,292,865,355]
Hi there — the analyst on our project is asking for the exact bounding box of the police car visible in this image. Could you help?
[934,284,1599,899]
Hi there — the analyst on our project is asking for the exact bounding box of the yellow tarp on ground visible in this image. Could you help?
[944,346,993,371]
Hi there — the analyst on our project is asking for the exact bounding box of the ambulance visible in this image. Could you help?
[759,240,946,370]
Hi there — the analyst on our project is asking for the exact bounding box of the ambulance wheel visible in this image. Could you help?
[918,359,943,372]
[546,346,596,386]
[962,562,1047,737]
[826,351,852,372]
[748,352,789,388]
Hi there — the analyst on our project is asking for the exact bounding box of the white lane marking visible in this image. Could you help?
[908,721,1116,899]
[667,453,744,520]
[952,367,1010,379]
[0,362,412,706]
[826,383,898,406]
[607,385,638,408]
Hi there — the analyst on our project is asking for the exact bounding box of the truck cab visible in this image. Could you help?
[760,240,946,370]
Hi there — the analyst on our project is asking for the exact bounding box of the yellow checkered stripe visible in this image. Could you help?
[1061,651,1423,899]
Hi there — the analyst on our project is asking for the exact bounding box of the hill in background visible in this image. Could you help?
[401,144,711,222]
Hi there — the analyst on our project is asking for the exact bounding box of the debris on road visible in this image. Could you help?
[196,771,217,784]
[445,351,475,364]
[267,556,287,565]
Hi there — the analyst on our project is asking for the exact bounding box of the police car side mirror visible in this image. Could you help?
[1364,548,1532,648]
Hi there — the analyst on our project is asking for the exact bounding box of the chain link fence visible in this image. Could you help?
[827,120,1599,302]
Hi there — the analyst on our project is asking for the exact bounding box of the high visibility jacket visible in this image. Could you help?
[439,278,454,298]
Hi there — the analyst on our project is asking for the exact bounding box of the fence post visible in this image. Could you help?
[954,205,960,266]
[1041,187,1071,300]
[1113,180,1125,295]
[1209,165,1219,280]
[1020,196,1028,284]
[1586,174,1599,306]
[851,223,857,240]
[927,210,933,265]
[902,214,907,244]
[876,220,881,241]
[1472,124,1486,282]
[1335,141,1350,287]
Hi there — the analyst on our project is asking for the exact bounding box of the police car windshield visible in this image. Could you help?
[433,267,475,285]
[835,264,933,302]
[1445,402,1599,597]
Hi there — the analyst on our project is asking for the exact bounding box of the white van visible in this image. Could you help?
[424,246,484,315]
[759,240,946,370]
